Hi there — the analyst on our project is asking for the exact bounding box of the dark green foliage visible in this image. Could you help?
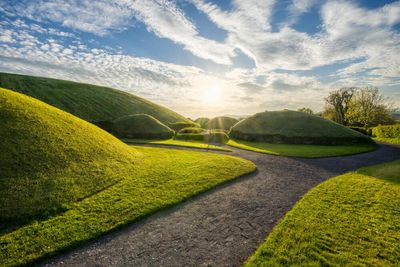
[0,72,189,125]
[195,117,210,128]
[372,124,400,138]
[230,110,373,145]
[349,126,373,136]
[178,127,205,134]
[168,121,200,131]
[0,88,139,229]
[113,114,174,139]
[208,116,238,131]
[175,132,229,144]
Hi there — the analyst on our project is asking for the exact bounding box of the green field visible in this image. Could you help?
[373,137,400,145]
[230,110,372,145]
[0,88,255,266]
[227,140,376,158]
[245,160,400,266]
[122,138,232,152]
[0,72,188,125]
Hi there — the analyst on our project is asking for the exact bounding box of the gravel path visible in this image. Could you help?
[42,144,400,267]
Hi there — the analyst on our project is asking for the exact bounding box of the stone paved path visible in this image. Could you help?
[42,144,400,267]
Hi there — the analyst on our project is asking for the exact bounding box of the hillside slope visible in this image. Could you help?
[0,88,140,228]
[0,72,189,125]
[230,110,372,145]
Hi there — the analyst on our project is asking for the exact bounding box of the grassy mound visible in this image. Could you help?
[195,117,210,128]
[178,127,205,134]
[230,110,372,145]
[209,116,238,131]
[227,140,376,158]
[0,88,139,228]
[0,72,188,125]
[168,121,200,131]
[175,132,229,144]
[113,114,174,139]
[246,160,400,266]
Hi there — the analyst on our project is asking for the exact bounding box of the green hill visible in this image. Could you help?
[113,114,174,139]
[0,88,139,228]
[0,72,189,125]
[230,110,372,145]
[195,117,210,128]
[208,116,238,131]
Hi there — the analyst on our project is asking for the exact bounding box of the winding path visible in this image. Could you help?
[42,144,400,267]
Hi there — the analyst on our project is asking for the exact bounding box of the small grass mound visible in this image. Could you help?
[113,114,174,139]
[0,88,139,229]
[195,117,210,128]
[227,140,376,158]
[0,72,189,125]
[209,116,238,131]
[168,121,200,132]
[245,160,400,266]
[178,127,205,134]
[230,110,372,145]
[175,132,229,144]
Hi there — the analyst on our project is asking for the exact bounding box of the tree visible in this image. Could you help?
[345,87,394,128]
[323,87,356,125]
[298,107,314,114]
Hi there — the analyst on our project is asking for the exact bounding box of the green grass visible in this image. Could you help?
[1,146,255,267]
[230,110,372,145]
[0,88,139,227]
[373,137,400,145]
[227,139,376,158]
[0,72,189,125]
[208,116,238,131]
[245,160,400,267]
[122,138,232,152]
[113,114,174,139]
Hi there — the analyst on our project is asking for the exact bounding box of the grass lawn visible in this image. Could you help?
[0,146,255,267]
[245,160,400,267]
[123,138,232,152]
[373,137,400,145]
[227,139,376,158]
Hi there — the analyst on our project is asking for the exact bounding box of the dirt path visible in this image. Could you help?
[42,144,400,267]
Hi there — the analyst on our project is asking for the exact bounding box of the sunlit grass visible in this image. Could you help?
[373,137,400,145]
[227,139,376,158]
[0,147,255,267]
[122,138,231,152]
[246,160,400,266]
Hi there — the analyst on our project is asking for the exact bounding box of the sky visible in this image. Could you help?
[0,0,399,118]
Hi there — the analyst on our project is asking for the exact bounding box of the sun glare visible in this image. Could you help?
[202,87,222,105]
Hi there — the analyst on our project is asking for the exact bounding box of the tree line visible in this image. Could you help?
[298,87,396,128]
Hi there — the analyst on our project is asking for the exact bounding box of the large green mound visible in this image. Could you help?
[195,117,210,128]
[0,88,139,228]
[208,116,238,131]
[113,114,174,139]
[230,110,372,145]
[0,72,189,125]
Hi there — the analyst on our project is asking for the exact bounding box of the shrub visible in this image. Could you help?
[113,114,174,139]
[169,121,200,131]
[178,127,205,134]
[349,126,372,136]
[372,124,400,138]
[175,132,229,144]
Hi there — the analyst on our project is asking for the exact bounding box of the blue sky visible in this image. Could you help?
[0,0,399,118]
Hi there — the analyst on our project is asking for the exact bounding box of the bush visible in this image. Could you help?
[175,132,229,144]
[349,126,372,136]
[169,121,200,131]
[178,127,205,134]
[372,124,400,138]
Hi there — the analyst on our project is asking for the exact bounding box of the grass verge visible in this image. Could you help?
[122,138,232,152]
[373,137,400,145]
[0,146,255,267]
[245,160,400,267]
[227,139,376,158]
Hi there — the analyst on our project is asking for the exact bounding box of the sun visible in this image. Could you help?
[202,87,222,105]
